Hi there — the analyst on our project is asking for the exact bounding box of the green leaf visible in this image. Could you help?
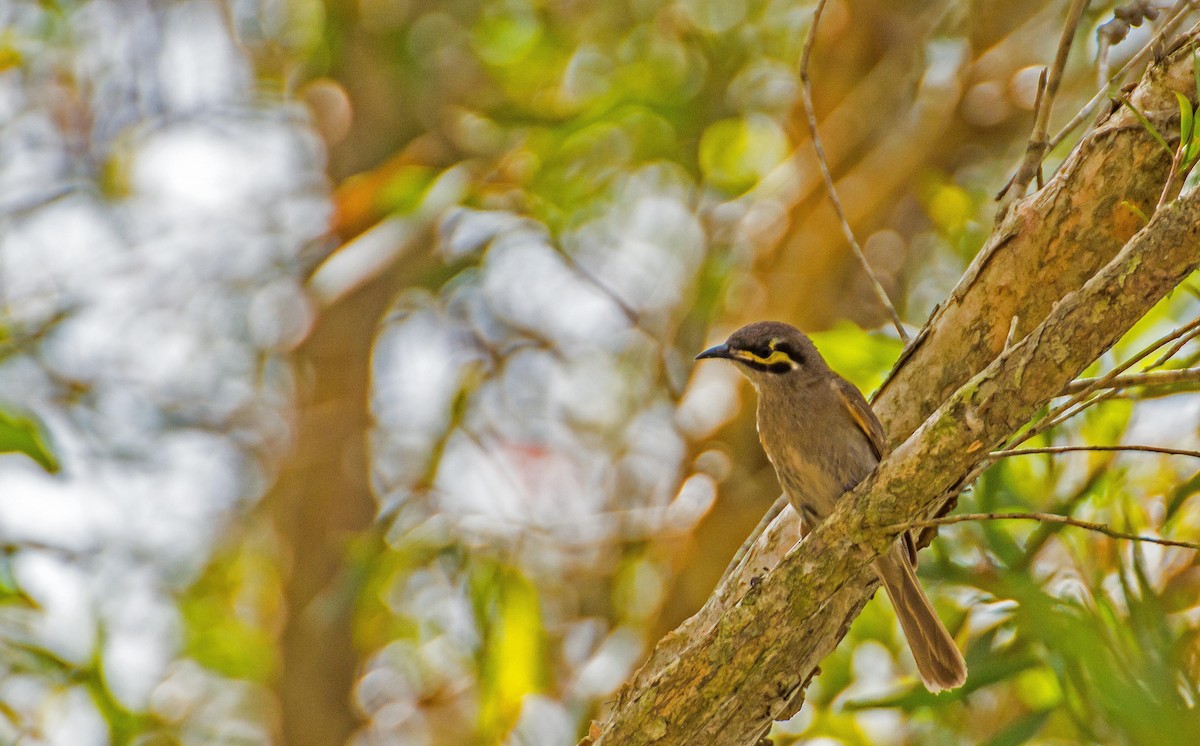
[1188,54,1200,169]
[1164,469,1200,522]
[1176,89,1200,169]
[1175,92,1194,154]
[1118,199,1150,226]
[181,538,281,682]
[981,709,1051,746]
[0,407,59,473]
[1119,97,1173,156]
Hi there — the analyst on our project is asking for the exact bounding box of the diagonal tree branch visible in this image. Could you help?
[592,30,1200,746]
[999,0,1090,208]
[594,156,1200,746]
[874,32,1198,448]
[1062,366,1200,394]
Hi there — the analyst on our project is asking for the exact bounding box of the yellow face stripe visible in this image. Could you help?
[729,347,797,368]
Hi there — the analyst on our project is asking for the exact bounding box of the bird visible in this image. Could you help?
[696,320,967,692]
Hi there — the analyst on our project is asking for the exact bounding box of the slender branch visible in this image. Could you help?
[1013,463,1109,571]
[946,325,1200,515]
[991,444,1200,459]
[1004,314,1021,351]
[1001,0,1091,206]
[1049,2,1197,156]
[1009,316,1200,447]
[1062,366,1200,394]
[997,2,1196,202]
[1097,32,1113,92]
[799,0,909,342]
[1032,70,1049,190]
[937,304,1200,545]
[1037,327,1200,437]
[883,512,1200,551]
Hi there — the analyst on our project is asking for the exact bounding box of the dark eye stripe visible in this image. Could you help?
[740,359,793,374]
[774,342,804,365]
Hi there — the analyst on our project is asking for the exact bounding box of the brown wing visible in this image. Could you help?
[832,377,886,462]
[834,377,919,564]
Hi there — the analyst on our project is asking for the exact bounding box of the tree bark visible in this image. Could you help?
[592,32,1200,746]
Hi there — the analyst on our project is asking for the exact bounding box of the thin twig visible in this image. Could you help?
[992,444,1200,459]
[883,512,1200,551]
[1032,71,1049,190]
[996,2,1196,201]
[1062,366,1200,394]
[1034,324,1200,439]
[943,321,1200,509]
[1159,135,1188,212]
[1009,316,1200,448]
[799,0,909,342]
[1051,2,1197,155]
[1000,0,1091,206]
[1098,35,1113,92]
[1003,314,1021,351]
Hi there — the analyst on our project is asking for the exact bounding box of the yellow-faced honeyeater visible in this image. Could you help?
[697,320,966,692]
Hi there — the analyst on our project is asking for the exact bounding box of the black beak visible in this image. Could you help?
[695,343,732,361]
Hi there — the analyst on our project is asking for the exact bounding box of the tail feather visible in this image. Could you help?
[874,546,967,692]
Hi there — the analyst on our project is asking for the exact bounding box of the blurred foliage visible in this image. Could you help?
[180,535,282,684]
[0,407,58,474]
[810,322,904,394]
[4,0,1200,745]
[471,561,546,741]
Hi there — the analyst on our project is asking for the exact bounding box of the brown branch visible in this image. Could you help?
[799,0,909,342]
[595,142,1200,746]
[991,444,1200,459]
[594,32,1200,746]
[1000,0,1091,207]
[874,37,1197,452]
[1061,366,1200,394]
[1049,2,1196,156]
[936,319,1200,508]
[882,512,1200,552]
[885,511,1200,551]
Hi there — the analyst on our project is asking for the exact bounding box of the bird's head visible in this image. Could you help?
[695,321,827,389]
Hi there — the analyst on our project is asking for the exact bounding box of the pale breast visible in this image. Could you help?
[756,382,879,525]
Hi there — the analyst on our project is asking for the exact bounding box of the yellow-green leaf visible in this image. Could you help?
[1120,97,1172,156]
[698,114,789,194]
[475,564,545,741]
[0,407,59,473]
[1175,92,1194,154]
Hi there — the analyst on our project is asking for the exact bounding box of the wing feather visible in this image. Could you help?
[832,377,886,462]
[833,377,918,564]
